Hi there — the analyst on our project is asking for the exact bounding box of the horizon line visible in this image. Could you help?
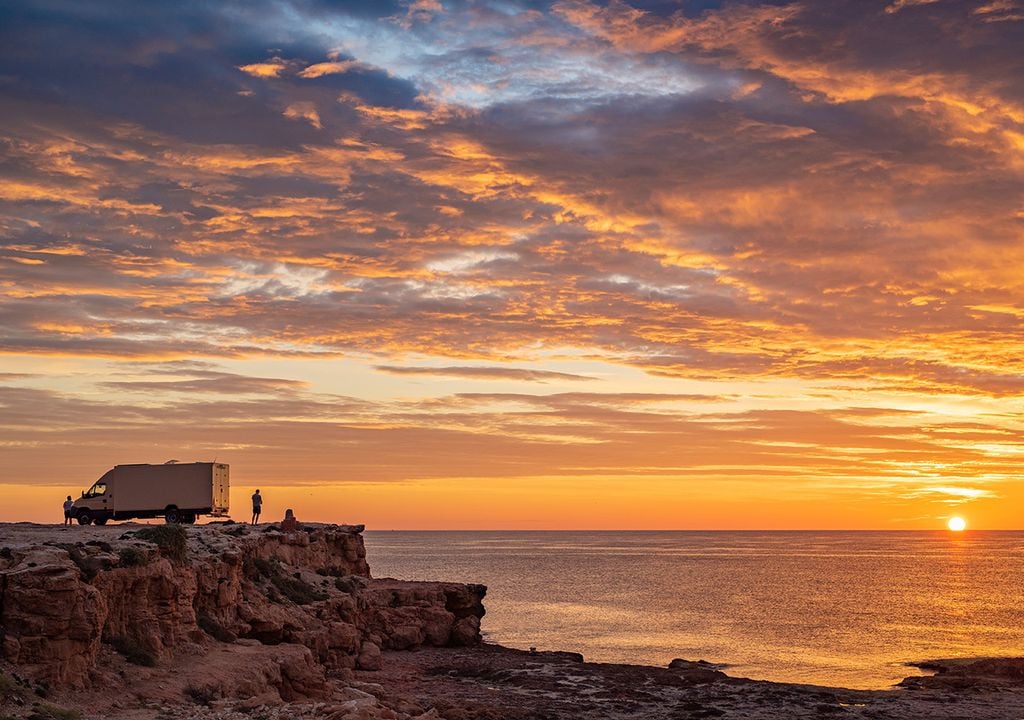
[358,527,1014,532]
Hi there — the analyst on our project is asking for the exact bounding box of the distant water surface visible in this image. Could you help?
[364,531,1024,689]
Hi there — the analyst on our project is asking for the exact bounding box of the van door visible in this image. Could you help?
[77,479,108,516]
[101,476,113,515]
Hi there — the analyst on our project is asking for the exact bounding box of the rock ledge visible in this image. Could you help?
[0,522,485,697]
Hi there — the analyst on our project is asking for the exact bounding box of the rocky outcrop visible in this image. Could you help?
[901,657,1024,690]
[0,545,106,687]
[667,658,728,683]
[354,580,486,652]
[0,523,485,692]
[93,556,200,655]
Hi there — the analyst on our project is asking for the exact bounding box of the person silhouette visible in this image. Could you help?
[251,489,262,525]
[63,495,74,526]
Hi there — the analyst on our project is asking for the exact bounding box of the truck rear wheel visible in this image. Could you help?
[77,510,92,525]
[94,517,108,526]
[182,512,197,524]
[165,507,181,524]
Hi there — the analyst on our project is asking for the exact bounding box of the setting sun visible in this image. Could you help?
[947,516,967,532]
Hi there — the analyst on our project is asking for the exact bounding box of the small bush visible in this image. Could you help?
[335,576,362,593]
[117,547,148,567]
[27,704,80,720]
[0,673,26,707]
[251,556,276,578]
[109,636,157,667]
[0,673,15,697]
[272,577,323,606]
[134,525,187,563]
[197,612,237,643]
[272,573,327,605]
[243,555,278,581]
[184,682,219,706]
[317,566,346,577]
[0,547,13,560]
[245,556,325,604]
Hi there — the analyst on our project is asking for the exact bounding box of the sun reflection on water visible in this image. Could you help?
[367,530,1024,689]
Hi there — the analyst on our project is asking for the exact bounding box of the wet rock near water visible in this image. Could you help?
[900,657,1024,690]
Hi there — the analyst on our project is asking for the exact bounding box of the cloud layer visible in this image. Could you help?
[1,0,1022,526]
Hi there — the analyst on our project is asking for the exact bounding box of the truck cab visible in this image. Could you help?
[75,473,114,524]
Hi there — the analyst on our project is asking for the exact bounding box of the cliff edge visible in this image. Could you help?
[0,522,484,702]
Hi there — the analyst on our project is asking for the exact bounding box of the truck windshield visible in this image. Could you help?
[85,482,107,498]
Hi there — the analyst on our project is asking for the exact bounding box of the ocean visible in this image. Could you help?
[363,530,1024,689]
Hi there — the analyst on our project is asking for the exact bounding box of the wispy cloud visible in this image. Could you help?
[375,365,596,382]
[238,57,299,78]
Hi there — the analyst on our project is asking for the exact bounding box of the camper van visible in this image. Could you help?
[72,461,229,525]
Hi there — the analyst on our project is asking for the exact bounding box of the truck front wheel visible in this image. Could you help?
[165,507,181,524]
[77,510,92,525]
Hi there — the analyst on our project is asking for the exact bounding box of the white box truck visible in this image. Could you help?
[71,461,229,525]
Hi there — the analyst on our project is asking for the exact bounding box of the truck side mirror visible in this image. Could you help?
[81,490,85,497]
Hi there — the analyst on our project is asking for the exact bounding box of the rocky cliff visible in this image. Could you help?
[0,523,485,699]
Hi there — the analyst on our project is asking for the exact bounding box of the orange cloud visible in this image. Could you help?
[237,56,296,78]
[282,102,322,129]
[298,60,360,78]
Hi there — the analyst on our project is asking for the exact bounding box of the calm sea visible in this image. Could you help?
[363,531,1024,689]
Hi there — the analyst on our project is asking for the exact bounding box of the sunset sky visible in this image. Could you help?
[2,0,1023,528]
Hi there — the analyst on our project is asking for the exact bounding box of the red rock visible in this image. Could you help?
[0,546,106,688]
[357,641,382,671]
[0,523,485,688]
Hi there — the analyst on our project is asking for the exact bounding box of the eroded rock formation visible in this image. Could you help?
[0,523,485,696]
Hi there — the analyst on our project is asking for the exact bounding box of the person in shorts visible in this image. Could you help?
[251,489,262,525]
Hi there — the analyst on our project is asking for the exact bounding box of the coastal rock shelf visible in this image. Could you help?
[0,523,484,693]
[2,522,1023,720]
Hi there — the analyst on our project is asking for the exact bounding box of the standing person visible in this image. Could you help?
[63,495,74,526]
[251,489,262,525]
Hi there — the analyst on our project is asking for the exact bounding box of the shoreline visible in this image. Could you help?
[364,527,1022,692]
[1,521,1022,719]
[471,632,945,692]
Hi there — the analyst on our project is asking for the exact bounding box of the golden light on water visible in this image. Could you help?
[947,516,967,532]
